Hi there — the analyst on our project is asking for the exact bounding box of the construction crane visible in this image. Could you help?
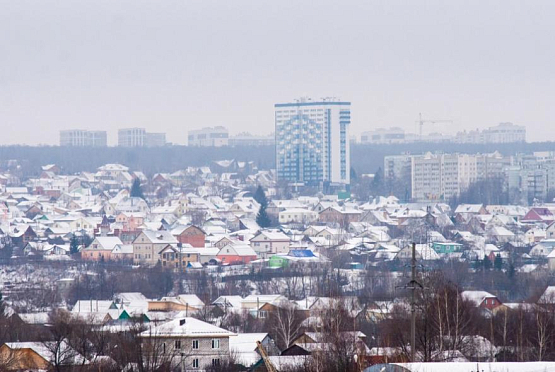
[416,113,453,138]
[257,341,277,372]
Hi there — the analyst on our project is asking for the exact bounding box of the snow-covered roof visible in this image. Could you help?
[140,317,235,338]
[461,290,497,306]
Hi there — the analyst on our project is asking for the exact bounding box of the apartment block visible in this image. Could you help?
[188,127,229,147]
[59,130,107,147]
[275,97,351,186]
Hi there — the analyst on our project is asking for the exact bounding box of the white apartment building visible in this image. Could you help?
[360,127,405,144]
[60,130,107,147]
[410,152,510,201]
[228,132,275,147]
[188,127,229,147]
[275,97,351,186]
[118,128,166,147]
[455,122,526,144]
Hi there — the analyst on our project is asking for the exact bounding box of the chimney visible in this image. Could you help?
[179,319,186,326]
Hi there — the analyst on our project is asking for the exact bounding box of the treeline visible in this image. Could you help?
[2,141,555,178]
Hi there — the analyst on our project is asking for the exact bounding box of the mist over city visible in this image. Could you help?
[0,1,555,372]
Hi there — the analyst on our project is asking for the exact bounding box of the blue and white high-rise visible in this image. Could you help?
[275,97,351,187]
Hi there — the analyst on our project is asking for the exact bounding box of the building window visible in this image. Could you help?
[259,310,268,319]
[212,358,220,366]
[192,358,199,368]
[211,339,220,349]
[175,340,181,349]
[192,340,199,349]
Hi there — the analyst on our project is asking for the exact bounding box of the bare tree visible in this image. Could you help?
[270,301,303,350]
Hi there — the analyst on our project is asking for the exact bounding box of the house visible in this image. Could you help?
[217,244,258,265]
[229,333,278,368]
[396,244,440,261]
[172,225,206,248]
[461,290,502,310]
[318,207,361,226]
[250,230,291,259]
[139,317,236,371]
[10,225,37,247]
[0,342,87,370]
[148,295,205,313]
[546,221,555,239]
[212,296,244,314]
[159,245,200,271]
[278,209,318,225]
[529,239,555,257]
[521,207,555,224]
[454,204,488,223]
[81,236,123,261]
[132,230,178,266]
[240,295,289,318]
[432,241,463,254]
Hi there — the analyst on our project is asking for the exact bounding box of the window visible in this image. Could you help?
[192,358,199,368]
[175,340,181,349]
[212,358,220,366]
[192,340,199,349]
[211,339,220,349]
[259,310,268,319]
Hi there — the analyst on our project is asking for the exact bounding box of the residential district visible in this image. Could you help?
[0,158,553,372]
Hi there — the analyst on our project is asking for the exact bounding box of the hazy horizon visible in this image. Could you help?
[1,0,554,146]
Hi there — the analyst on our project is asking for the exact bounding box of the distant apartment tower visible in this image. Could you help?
[59,130,107,147]
[188,126,229,147]
[229,132,275,147]
[118,128,166,147]
[275,97,351,186]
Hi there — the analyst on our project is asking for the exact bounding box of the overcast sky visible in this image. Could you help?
[1,0,553,145]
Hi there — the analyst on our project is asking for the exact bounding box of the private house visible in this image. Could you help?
[159,245,200,270]
[318,207,361,226]
[250,230,290,259]
[396,244,440,261]
[432,241,463,254]
[82,237,123,261]
[461,290,502,311]
[10,225,37,247]
[148,295,205,313]
[132,230,178,266]
[139,317,236,371]
[115,212,145,231]
[230,333,278,368]
[0,342,87,370]
[217,244,258,265]
[521,207,555,224]
[278,209,318,225]
[172,225,206,248]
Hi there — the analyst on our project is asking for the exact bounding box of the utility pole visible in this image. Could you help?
[399,242,423,362]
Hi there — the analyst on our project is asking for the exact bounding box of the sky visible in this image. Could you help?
[0,0,554,145]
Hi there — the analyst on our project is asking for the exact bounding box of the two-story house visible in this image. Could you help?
[139,317,236,371]
[159,244,200,270]
[81,236,123,261]
[133,230,178,266]
[250,230,290,259]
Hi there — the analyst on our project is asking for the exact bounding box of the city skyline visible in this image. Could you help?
[1,1,554,145]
